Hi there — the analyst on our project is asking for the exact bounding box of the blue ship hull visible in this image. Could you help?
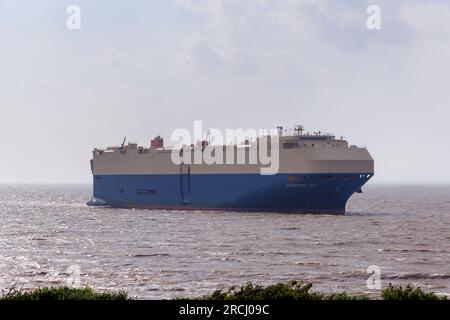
[92,173,372,214]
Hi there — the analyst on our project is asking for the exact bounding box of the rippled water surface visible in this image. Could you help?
[1,184,449,299]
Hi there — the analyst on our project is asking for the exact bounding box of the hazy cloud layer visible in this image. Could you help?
[0,0,449,183]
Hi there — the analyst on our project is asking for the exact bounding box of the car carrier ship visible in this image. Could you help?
[88,126,374,214]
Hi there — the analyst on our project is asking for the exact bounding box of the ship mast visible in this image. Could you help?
[294,125,304,136]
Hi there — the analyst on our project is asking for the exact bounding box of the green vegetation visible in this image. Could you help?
[200,281,368,300]
[0,286,130,300]
[381,284,447,300]
[199,281,447,301]
[1,282,447,300]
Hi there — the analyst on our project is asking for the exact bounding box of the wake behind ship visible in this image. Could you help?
[88,126,374,214]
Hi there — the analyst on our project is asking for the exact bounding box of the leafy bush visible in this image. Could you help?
[1,286,130,300]
[201,281,368,300]
[381,284,447,300]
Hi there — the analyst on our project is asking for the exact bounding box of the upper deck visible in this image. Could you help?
[93,127,353,157]
[91,126,373,175]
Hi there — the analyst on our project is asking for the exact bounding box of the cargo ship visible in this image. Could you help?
[88,126,374,214]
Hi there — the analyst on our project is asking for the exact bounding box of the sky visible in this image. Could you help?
[1,0,450,183]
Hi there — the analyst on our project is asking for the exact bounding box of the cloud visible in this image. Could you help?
[181,33,226,72]
[400,1,450,39]
[175,0,270,45]
[3,0,450,182]
[179,32,314,87]
[22,75,63,97]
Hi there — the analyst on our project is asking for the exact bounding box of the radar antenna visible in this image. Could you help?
[277,126,284,136]
[294,125,304,136]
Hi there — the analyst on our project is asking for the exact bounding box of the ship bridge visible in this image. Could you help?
[278,125,348,149]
